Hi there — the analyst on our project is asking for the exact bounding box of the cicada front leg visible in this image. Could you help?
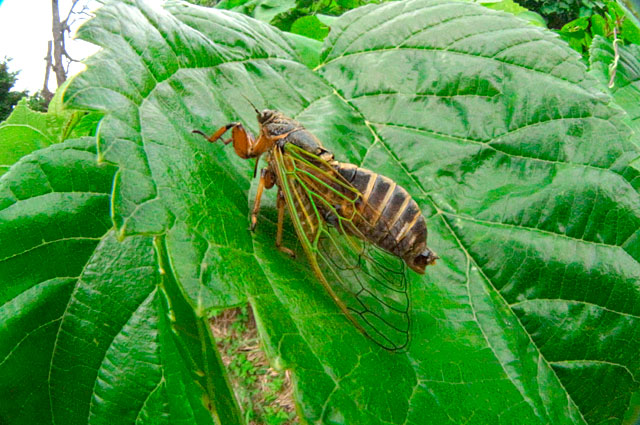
[250,167,276,231]
[193,122,272,159]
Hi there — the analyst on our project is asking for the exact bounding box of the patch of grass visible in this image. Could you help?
[210,306,298,425]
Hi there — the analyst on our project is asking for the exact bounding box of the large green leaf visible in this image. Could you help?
[27,0,640,423]
[0,139,241,424]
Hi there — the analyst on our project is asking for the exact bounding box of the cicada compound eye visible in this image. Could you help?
[258,109,276,124]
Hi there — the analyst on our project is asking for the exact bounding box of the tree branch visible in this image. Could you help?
[51,0,67,87]
[41,41,54,103]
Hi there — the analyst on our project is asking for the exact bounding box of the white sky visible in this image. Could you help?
[0,0,101,93]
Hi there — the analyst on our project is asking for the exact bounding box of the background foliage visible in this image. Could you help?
[0,82,100,175]
[0,59,27,122]
[517,0,606,27]
[2,0,640,424]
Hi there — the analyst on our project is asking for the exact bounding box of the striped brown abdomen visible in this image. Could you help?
[334,163,437,274]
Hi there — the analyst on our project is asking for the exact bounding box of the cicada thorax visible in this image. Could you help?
[260,110,328,155]
[261,114,335,240]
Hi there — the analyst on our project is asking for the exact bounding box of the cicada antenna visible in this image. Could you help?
[240,93,260,114]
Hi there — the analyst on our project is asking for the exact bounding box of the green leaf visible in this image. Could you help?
[0,82,101,175]
[253,0,296,23]
[316,13,338,27]
[591,13,607,36]
[36,0,640,423]
[482,0,527,14]
[514,10,548,26]
[621,16,640,44]
[213,0,258,15]
[0,99,54,175]
[282,31,323,68]
[609,0,627,20]
[624,388,640,424]
[465,0,548,27]
[562,15,591,31]
[0,139,242,424]
[214,0,296,24]
[290,15,330,41]
[558,16,593,54]
[336,0,361,9]
[590,35,640,139]
[617,0,640,29]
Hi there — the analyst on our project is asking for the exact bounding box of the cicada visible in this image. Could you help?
[194,106,437,350]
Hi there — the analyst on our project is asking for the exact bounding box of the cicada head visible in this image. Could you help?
[257,109,280,124]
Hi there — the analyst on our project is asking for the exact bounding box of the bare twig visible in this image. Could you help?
[62,0,81,27]
[61,36,78,63]
[63,56,80,76]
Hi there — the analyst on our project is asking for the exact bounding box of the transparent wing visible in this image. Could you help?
[272,144,410,351]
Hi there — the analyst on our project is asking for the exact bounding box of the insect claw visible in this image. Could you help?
[278,246,296,258]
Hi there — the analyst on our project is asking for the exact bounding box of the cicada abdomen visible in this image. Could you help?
[333,163,437,274]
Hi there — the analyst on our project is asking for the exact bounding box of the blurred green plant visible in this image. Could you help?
[26,91,49,112]
[0,81,101,175]
[558,0,640,56]
[0,58,27,122]
[468,0,547,26]
[211,0,382,40]
[618,0,640,28]
[516,0,606,27]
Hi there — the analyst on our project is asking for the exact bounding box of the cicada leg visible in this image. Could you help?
[249,170,294,257]
[193,123,273,159]
[276,189,295,258]
[250,168,276,231]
